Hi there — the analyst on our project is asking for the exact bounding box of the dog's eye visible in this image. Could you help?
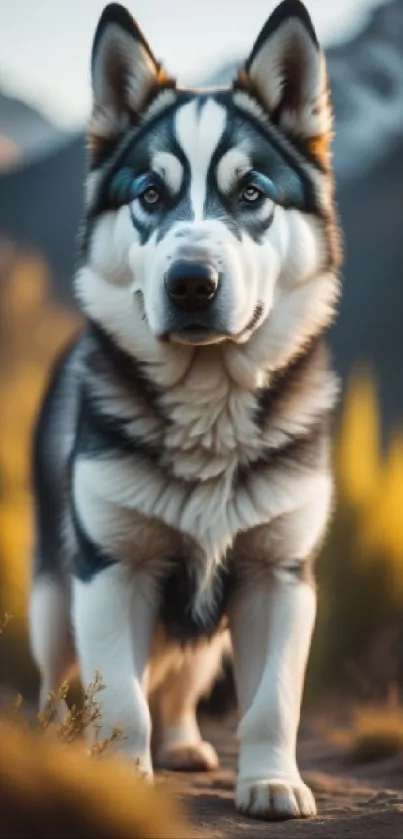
[140,185,161,206]
[240,172,278,206]
[108,170,165,209]
[241,185,262,203]
[136,174,166,210]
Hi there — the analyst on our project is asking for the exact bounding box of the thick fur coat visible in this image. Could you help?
[30,0,342,821]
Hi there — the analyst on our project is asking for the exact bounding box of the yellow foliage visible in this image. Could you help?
[336,366,403,599]
[337,364,381,506]
[0,243,79,621]
[0,717,189,839]
[357,434,403,578]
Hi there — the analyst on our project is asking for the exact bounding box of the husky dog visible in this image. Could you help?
[29,0,341,821]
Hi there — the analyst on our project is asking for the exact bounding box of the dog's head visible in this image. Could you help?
[77,0,340,355]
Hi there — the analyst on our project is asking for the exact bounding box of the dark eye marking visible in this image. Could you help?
[239,171,278,206]
[108,168,167,210]
[237,167,307,210]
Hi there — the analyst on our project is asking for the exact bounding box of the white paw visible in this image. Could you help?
[156,740,219,772]
[236,778,316,821]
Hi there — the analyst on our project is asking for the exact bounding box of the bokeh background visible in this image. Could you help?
[1,0,403,704]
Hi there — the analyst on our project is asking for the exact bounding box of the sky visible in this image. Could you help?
[0,0,388,128]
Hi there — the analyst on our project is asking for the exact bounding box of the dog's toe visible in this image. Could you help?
[236,779,316,821]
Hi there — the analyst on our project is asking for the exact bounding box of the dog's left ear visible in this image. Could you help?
[238,0,331,165]
[88,3,172,161]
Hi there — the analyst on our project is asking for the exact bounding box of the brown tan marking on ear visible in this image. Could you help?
[87,4,175,168]
[236,0,333,166]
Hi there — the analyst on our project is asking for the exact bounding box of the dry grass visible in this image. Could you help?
[0,625,189,839]
[37,671,128,755]
[0,716,190,839]
[0,619,134,764]
[7,668,140,769]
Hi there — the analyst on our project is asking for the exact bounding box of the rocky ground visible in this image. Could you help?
[160,713,403,838]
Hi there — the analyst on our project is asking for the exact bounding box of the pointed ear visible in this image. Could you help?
[88,3,172,160]
[238,0,332,165]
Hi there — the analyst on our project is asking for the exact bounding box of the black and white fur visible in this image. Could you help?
[30,0,341,821]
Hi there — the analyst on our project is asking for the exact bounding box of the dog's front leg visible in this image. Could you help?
[73,564,157,775]
[229,564,316,820]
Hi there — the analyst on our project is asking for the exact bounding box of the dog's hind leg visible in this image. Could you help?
[29,574,75,717]
[154,633,227,771]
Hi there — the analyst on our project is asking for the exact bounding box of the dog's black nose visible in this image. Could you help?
[165,261,219,311]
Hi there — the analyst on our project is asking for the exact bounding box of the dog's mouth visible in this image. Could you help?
[167,325,229,346]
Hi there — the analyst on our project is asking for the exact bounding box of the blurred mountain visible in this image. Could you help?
[0,0,402,431]
[0,133,85,304]
[206,0,403,184]
[326,0,403,182]
[333,145,403,434]
[0,89,64,170]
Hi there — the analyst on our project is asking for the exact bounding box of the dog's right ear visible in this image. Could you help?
[88,3,172,162]
[238,0,331,166]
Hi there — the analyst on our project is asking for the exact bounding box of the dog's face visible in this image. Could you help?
[78,1,338,350]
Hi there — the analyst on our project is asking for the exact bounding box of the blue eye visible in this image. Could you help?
[240,171,278,205]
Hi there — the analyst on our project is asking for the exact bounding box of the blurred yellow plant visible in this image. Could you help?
[0,242,79,622]
[336,366,403,600]
[337,364,381,506]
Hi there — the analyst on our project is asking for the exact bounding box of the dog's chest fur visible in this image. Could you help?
[75,327,335,575]
[161,351,260,479]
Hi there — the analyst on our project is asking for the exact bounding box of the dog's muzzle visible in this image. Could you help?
[164,261,219,312]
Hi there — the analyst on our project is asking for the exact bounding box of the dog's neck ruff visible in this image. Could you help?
[85,262,337,479]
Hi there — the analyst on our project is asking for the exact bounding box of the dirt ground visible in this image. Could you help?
[159,713,403,838]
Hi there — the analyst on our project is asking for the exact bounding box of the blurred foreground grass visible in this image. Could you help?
[1,244,403,700]
[0,694,188,839]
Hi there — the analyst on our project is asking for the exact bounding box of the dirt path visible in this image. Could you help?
[159,714,403,838]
